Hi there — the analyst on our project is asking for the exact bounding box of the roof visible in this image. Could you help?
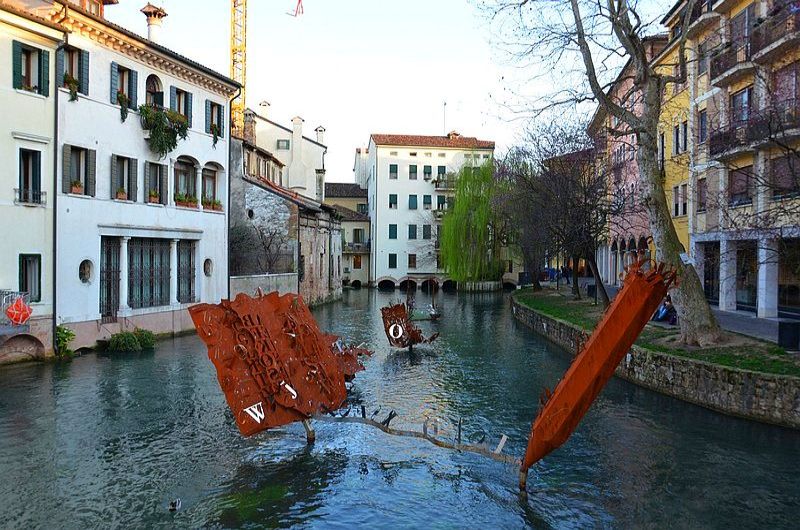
[247,109,327,149]
[370,133,494,150]
[0,3,67,32]
[328,204,369,222]
[52,0,239,89]
[242,140,285,167]
[243,176,340,218]
[324,182,367,198]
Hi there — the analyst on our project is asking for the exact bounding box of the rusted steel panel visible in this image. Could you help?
[327,334,372,380]
[189,291,369,437]
[522,262,677,470]
[380,303,438,348]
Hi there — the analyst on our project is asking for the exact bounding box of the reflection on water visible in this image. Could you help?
[1,289,799,528]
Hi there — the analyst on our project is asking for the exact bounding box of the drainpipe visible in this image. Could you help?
[226,86,241,300]
[52,26,68,354]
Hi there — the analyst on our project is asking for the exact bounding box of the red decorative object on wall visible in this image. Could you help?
[5,297,32,326]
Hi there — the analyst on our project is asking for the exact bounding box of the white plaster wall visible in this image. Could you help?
[56,31,231,325]
[368,142,493,283]
[0,14,59,320]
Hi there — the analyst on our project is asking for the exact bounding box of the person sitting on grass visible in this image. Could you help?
[653,294,677,325]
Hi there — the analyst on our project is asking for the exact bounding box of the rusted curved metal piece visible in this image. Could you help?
[189,291,371,437]
[380,303,439,348]
[521,261,677,479]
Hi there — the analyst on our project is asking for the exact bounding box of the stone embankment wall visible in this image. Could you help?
[511,297,800,429]
[458,281,502,292]
[231,274,298,298]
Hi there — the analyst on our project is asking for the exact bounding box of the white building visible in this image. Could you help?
[248,105,327,203]
[28,0,239,348]
[366,132,495,289]
[0,4,63,362]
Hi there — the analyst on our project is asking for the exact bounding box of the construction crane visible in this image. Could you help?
[230,0,247,138]
[230,1,304,137]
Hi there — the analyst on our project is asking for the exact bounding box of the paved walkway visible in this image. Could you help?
[545,278,785,344]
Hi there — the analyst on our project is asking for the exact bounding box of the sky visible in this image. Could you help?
[106,0,521,183]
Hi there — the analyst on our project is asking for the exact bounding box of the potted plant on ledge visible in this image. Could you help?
[210,123,220,148]
[212,199,223,211]
[117,91,131,122]
[64,72,79,102]
[202,197,213,209]
[115,187,127,200]
[148,189,160,204]
[71,180,83,194]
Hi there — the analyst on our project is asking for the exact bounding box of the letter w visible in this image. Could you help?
[243,402,266,423]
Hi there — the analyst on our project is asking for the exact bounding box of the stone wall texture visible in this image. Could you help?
[231,274,298,298]
[511,297,800,429]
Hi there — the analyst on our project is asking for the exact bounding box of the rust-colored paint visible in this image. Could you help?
[380,303,438,348]
[522,262,677,471]
[189,291,370,437]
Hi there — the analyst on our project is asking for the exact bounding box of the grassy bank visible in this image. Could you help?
[514,287,800,377]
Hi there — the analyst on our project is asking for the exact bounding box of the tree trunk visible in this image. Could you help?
[637,98,721,346]
[571,256,580,299]
[587,254,610,308]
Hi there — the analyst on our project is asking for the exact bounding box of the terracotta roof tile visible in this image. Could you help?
[370,133,494,150]
[329,204,369,222]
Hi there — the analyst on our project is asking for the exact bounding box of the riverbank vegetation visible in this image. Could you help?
[514,288,800,377]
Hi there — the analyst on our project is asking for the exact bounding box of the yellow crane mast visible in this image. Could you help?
[230,0,246,137]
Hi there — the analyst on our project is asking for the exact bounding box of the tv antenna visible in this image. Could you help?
[287,0,304,17]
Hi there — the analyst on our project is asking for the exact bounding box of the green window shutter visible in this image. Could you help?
[160,165,168,204]
[169,86,177,111]
[389,254,397,268]
[55,48,64,90]
[129,159,138,202]
[39,50,49,96]
[62,144,72,193]
[128,69,138,108]
[86,149,97,197]
[143,161,150,196]
[408,225,417,239]
[205,100,212,134]
[110,61,118,103]
[437,195,445,207]
[12,41,22,89]
[186,92,193,128]
[423,194,431,205]
[110,154,118,198]
[79,49,89,95]
[219,106,225,137]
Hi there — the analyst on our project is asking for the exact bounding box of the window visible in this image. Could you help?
[409,165,418,180]
[423,194,432,209]
[409,194,418,209]
[437,195,446,209]
[68,145,89,194]
[18,149,42,204]
[14,42,45,94]
[277,139,290,150]
[389,224,397,239]
[19,254,41,302]
[408,224,417,239]
[730,87,753,126]
[423,165,432,180]
[673,124,680,155]
[438,166,446,178]
[353,254,362,269]
[730,4,756,56]
[87,0,102,16]
[61,46,88,95]
[202,168,217,201]
[423,224,432,240]
[128,238,170,309]
[697,40,709,76]
[174,160,195,200]
[357,203,367,214]
[353,228,365,244]
[147,162,166,204]
[389,164,398,179]
[389,194,397,209]
[673,185,681,216]
[111,155,136,200]
[389,253,397,269]
[408,254,417,269]
[177,240,196,304]
[729,165,753,205]
[697,178,707,212]
[145,74,163,106]
[438,153,446,158]
[698,110,708,144]
[681,183,688,216]
[169,87,192,128]
[771,155,800,198]
[111,62,137,108]
[658,133,665,168]
[389,151,398,156]
[206,100,224,137]
[681,121,688,153]
[424,152,432,157]
[410,152,417,157]
[505,260,513,273]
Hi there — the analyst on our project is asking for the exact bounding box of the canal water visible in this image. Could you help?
[1,290,799,528]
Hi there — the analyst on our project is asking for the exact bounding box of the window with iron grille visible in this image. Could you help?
[128,238,171,309]
[178,240,196,303]
[18,149,42,204]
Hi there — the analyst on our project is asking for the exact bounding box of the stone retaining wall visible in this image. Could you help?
[511,297,800,429]
[458,281,502,292]
[230,274,298,298]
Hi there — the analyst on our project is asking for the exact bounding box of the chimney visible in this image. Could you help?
[259,100,270,120]
[141,3,168,43]
[243,109,256,145]
[287,116,306,190]
[291,116,304,158]
[314,125,325,145]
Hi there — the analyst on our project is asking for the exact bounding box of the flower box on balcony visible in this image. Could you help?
[115,189,128,200]
[70,182,83,194]
[148,196,160,204]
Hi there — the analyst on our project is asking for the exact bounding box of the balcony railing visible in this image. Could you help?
[689,0,713,24]
[14,188,46,206]
[710,99,800,156]
[344,241,370,253]
[709,120,755,156]
[751,4,800,58]
[434,178,457,190]
[0,290,31,335]
[710,43,751,80]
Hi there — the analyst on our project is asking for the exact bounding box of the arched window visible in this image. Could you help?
[174,157,196,199]
[145,74,163,106]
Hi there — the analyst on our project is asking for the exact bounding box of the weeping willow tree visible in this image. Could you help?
[440,161,507,282]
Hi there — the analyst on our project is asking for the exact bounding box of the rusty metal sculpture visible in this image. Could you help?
[189,291,371,438]
[519,261,678,489]
[380,302,439,349]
